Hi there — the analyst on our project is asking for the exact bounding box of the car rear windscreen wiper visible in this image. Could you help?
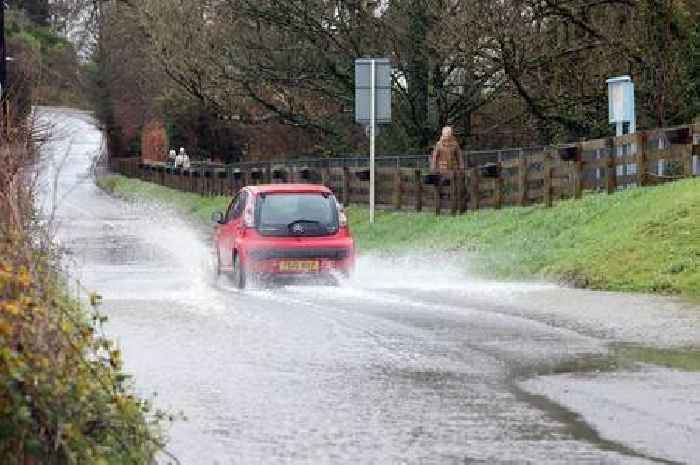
[287,219,322,228]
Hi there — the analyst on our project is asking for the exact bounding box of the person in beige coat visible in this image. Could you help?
[430,126,464,174]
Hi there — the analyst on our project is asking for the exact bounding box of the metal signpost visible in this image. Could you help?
[355,58,391,224]
[606,76,636,184]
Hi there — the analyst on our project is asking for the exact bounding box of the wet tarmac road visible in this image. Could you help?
[37,108,700,465]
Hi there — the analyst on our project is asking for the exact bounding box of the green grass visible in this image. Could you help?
[97,175,700,297]
[97,175,230,224]
[614,346,700,372]
[349,179,700,297]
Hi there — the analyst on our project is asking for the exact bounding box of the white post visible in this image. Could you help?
[369,58,376,224]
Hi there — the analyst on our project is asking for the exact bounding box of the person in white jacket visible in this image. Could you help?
[174,147,186,168]
[182,152,191,169]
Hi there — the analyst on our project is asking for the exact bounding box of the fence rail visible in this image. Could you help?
[110,124,700,215]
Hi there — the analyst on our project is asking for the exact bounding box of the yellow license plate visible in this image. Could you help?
[278,260,320,272]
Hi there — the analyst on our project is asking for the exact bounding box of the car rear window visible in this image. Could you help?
[256,193,339,236]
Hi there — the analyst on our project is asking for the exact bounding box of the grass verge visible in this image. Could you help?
[614,346,700,372]
[97,174,229,224]
[97,174,700,298]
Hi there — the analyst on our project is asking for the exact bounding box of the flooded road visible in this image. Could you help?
[37,107,700,465]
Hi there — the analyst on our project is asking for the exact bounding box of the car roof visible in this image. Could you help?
[245,184,333,195]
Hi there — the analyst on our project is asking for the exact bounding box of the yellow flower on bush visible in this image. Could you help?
[17,267,32,289]
[0,320,12,337]
[2,301,21,316]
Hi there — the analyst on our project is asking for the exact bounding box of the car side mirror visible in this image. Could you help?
[212,211,225,224]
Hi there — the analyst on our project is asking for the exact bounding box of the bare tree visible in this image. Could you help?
[89,0,700,156]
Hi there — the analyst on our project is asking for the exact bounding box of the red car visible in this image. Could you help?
[212,184,355,288]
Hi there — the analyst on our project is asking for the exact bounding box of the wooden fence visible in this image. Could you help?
[110,124,700,215]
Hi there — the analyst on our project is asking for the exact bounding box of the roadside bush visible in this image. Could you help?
[1,124,165,464]
[0,236,162,465]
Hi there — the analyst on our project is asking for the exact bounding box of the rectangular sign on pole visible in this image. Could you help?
[607,75,635,127]
[355,58,391,125]
[355,58,391,224]
[606,75,637,184]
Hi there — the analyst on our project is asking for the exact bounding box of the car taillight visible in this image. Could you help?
[337,201,347,228]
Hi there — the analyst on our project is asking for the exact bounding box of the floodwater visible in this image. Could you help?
[36,107,700,465]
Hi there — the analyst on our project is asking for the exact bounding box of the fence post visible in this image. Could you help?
[518,150,528,206]
[558,157,567,200]
[470,167,480,211]
[240,167,248,189]
[231,168,241,195]
[393,165,403,210]
[230,172,237,195]
[434,178,441,216]
[458,170,467,214]
[606,138,617,194]
[683,142,694,178]
[544,151,553,208]
[636,132,647,187]
[450,170,458,215]
[574,159,583,200]
[342,167,351,206]
[321,164,328,187]
[693,124,700,176]
[494,165,503,210]
[415,168,423,212]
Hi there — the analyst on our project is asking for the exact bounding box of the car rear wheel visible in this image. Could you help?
[232,252,247,289]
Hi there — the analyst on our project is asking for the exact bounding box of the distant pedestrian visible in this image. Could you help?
[182,152,191,170]
[174,148,184,168]
[430,126,464,175]
[168,149,177,166]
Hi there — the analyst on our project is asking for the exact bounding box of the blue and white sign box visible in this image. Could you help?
[355,58,392,125]
[606,75,635,126]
